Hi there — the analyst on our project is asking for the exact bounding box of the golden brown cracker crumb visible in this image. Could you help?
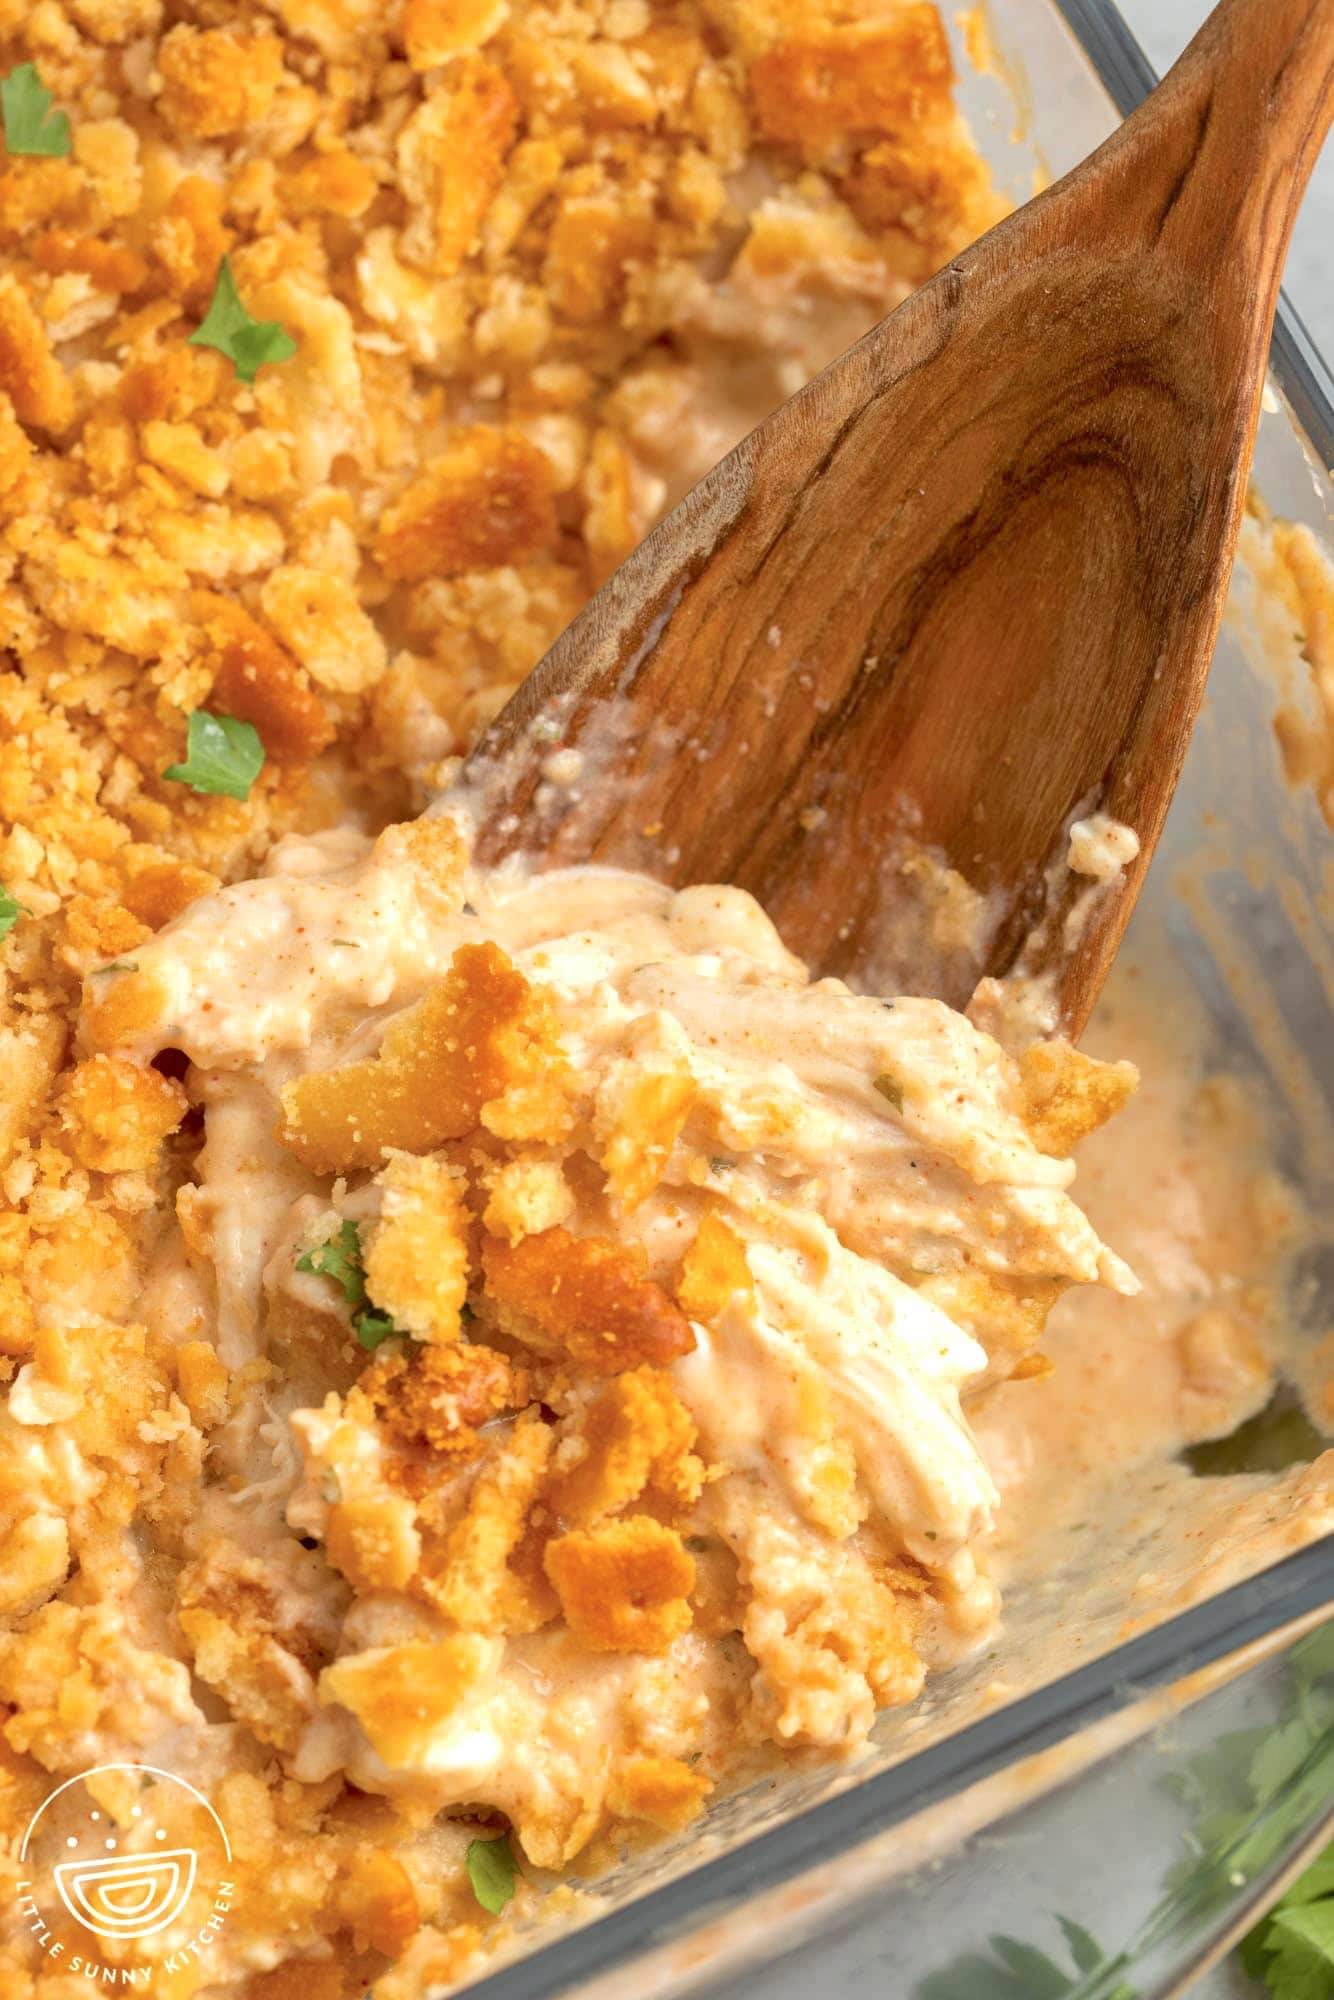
[278,941,572,1172]
[175,1339,230,1428]
[320,1635,499,1768]
[0,274,73,433]
[750,12,954,155]
[376,427,558,583]
[482,1225,696,1374]
[544,1515,695,1654]
[58,1053,187,1173]
[1018,1041,1138,1155]
[367,1339,527,1459]
[326,1495,422,1595]
[363,1153,470,1343]
[607,1754,712,1831]
[481,1152,575,1243]
[191,589,336,766]
[156,26,286,141]
[336,1848,423,1957]
[547,1365,703,1526]
[417,1416,554,1630]
[676,1212,753,1322]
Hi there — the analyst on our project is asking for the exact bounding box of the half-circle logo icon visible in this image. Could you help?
[53,1849,198,1940]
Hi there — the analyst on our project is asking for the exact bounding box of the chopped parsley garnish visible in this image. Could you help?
[298,1220,365,1305]
[1243,1847,1334,2000]
[163,710,266,801]
[873,1072,904,1111]
[466,1834,517,1916]
[0,886,26,942]
[189,256,298,384]
[1,64,71,158]
[297,1220,407,1352]
[917,1622,1333,2000]
[918,1914,1132,2000]
[351,1309,398,1352]
[93,959,139,976]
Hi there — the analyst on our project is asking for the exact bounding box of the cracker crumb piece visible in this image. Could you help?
[481,1152,574,1244]
[119,853,221,930]
[320,1634,501,1768]
[326,1494,422,1594]
[417,1417,554,1631]
[178,1605,314,1754]
[596,1023,696,1212]
[33,229,149,294]
[676,1213,753,1322]
[363,1153,469,1343]
[0,1274,37,1360]
[175,1340,229,1428]
[278,941,571,1172]
[373,817,470,909]
[0,274,73,433]
[482,1225,695,1374]
[750,12,954,155]
[375,426,557,582]
[403,0,510,70]
[1018,1041,1138,1155]
[608,1754,711,1832]
[156,26,286,140]
[336,1848,422,1956]
[191,589,335,766]
[368,1340,527,1460]
[260,564,388,697]
[58,1054,187,1173]
[0,1016,66,1174]
[0,1513,70,1621]
[547,1365,702,1525]
[544,1515,694,1654]
[397,59,519,277]
[916,1269,1062,1379]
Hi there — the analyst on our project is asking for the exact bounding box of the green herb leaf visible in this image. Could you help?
[163,710,266,801]
[1,64,71,157]
[352,1308,399,1352]
[1291,1623,1334,1693]
[1259,1899,1334,2000]
[0,885,27,941]
[189,256,298,383]
[988,1936,1075,1999]
[916,1919,1129,2000]
[1280,1849,1334,1910]
[466,1835,517,1916]
[297,1223,409,1350]
[1055,1916,1104,1977]
[873,1072,904,1111]
[297,1220,367,1309]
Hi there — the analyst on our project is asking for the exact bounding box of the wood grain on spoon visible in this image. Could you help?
[461,0,1334,1032]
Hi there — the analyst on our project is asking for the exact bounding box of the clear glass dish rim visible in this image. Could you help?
[459,1545,1331,2000]
[455,8,1334,1994]
[1051,0,1334,471]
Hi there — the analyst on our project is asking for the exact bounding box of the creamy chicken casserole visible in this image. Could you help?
[0,0,1329,1994]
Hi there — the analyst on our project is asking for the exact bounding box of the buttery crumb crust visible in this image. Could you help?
[0,2,1014,1991]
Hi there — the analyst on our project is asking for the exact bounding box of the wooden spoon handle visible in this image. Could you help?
[461,0,1334,1036]
[1112,0,1334,276]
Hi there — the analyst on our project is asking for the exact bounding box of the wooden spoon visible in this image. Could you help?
[458,0,1334,1033]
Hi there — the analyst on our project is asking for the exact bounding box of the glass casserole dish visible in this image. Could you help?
[445,4,1334,1996]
